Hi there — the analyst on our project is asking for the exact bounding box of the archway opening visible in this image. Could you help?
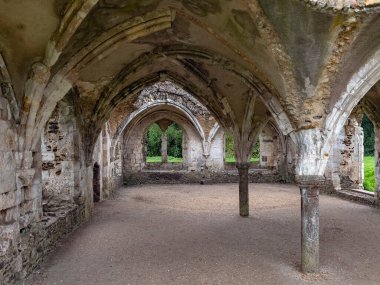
[327,108,378,193]
[362,114,375,192]
[146,122,183,163]
[224,131,259,164]
[146,123,163,163]
[167,123,183,163]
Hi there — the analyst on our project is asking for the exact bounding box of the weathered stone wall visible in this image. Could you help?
[259,123,291,182]
[41,100,80,203]
[2,204,86,284]
[110,140,123,191]
[93,125,122,201]
[0,96,21,284]
[102,125,112,199]
[326,112,364,191]
[206,128,225,170]
[125,169,285,186]
[285,136,297,181]
[1,95,97,284]
[259,124,280,168]
[0,98,47,284]
[0,0,379,282]
[93,136,103,201]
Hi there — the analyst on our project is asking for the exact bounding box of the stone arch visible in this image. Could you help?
[78,69,231,161]
[208,123,221,143]
[26,10,175,152]
[360,101,380,195]
[266,120,287,159]
[55,9,176,78]
[260,119,289,180]
[324,49,380,160]
[113,101,206,146]
[202,122,221,158]
[92,45,294,136]
[32,41,296,163]
[292,49,380,178]
[37,41,295,158]
[93,62,234,131]
[111,100,208,165]
[122,108,205,178]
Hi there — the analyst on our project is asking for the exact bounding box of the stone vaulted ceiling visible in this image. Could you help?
[0,0,379,152]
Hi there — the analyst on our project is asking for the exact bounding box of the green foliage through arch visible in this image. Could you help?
[146,122,183,161]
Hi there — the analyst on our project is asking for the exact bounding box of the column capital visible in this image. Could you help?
[295,175,325,187]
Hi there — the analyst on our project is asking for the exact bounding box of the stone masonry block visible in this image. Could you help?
[24,183,41,201]
[0,191,17,211]
[0,169,16,194]
[41,152,55,161]
[0,205,19,224]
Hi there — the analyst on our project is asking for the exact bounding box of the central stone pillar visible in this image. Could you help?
[161,130,168,163]
[236,162,250,217]
[296,175,324,273]
[156,119,172,164]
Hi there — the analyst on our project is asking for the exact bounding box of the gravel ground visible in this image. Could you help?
[26,183,380,285]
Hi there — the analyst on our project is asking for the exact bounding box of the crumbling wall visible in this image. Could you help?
[41,100,81,203]
[110,139,123,190]
[0,96,22,284]
[92,137,103,201]
[205,128,224,170]
[1,95,96,284]
[285,136,297,181]
[0,95,46,284]
[102,124,112,199]
[259,125,281,168]
[326,111,364,190]
[125,169,284,185]
[92,125,122,200]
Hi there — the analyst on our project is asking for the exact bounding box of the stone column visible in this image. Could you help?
[356,125,364,189]
[374,126,380,201]
[296,175,324,273]
[161,130,168,163]
[236,162,250,217]
[156,119,172,163]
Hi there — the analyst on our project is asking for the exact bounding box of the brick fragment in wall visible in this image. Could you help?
[48,122,59,133]
[0,206,19,224]
[42,161,55,170]
[41,152,55,161]
[326,116,364,189]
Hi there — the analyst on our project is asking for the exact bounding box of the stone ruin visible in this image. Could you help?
[0,0,380,283]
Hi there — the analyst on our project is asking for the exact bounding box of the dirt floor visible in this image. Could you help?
[26,184,380,285]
